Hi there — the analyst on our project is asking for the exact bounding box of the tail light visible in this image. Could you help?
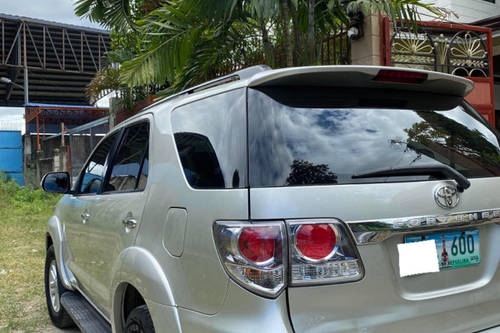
[213,221,286,298]
[295,224,337,261]
[213,219,363,298]
[288,220,364,286]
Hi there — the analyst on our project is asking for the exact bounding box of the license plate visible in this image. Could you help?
[405,229,480,270]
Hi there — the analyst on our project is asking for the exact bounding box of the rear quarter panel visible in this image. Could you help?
[133,103,249,315]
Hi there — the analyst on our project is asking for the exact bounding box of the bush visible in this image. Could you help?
[0,173,60,212]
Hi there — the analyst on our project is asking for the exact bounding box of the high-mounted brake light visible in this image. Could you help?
[374,69,428,84]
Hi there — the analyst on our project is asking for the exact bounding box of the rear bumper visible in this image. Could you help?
[287,294,500,333]
[149,278,500,333]
[174,280,293,333]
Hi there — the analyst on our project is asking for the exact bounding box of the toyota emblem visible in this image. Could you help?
[434,185,460,209]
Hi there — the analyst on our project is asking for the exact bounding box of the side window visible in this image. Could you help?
[79,132,118,194]
[171,89,247,189]
[104,122,149,192]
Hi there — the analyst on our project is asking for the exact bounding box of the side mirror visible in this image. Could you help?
[41,172,71,194]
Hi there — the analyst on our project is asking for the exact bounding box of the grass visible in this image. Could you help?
[0,177,61,332]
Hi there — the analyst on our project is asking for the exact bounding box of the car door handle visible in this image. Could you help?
[81,212,90,224]
[122,217,138,229]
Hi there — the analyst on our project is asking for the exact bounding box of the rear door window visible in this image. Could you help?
[104,122,149,192]
[248,87,500,187]
[171,89,247,189]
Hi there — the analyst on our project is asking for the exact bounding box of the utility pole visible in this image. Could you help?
[23,22,29,105]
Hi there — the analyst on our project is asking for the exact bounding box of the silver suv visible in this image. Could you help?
[42,65,500,333]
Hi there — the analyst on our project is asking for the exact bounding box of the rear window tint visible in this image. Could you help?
[248,87,500,187]
[171,89,247,189]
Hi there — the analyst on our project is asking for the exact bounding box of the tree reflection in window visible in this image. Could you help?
[404,111,500,176]
[286,160,338,186]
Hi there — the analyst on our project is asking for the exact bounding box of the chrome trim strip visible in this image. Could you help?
[349,208,500,245]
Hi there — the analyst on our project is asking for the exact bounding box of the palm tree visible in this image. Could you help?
[75,0,445,95]
[74,0,163,31]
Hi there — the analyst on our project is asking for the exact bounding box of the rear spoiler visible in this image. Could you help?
[247,66,474,98]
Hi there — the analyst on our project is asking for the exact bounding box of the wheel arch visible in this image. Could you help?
[113,282,146,332]
[111,247,180,331]
[47,215,74,290]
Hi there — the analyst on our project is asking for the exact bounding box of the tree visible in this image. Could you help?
[286,160,338,185]
[74,0,163,31]
[75,0,445,96]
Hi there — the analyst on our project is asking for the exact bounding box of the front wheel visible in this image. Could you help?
[125,305,155,333]
[44,245,74,328]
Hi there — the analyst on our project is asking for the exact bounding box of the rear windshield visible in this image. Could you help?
[248,87,500,187]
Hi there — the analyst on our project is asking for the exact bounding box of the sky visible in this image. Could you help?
[0,0,105,123]
[0,0,103,29]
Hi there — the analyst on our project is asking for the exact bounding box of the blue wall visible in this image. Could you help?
[0,131,23,185]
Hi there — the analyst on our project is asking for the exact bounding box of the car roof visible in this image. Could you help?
[120,65,474,126]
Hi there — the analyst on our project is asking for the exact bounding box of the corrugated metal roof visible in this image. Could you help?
[0,12,109,34]
[0,13,111,106]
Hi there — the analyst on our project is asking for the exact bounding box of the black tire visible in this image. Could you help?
[125,305,155,333]
[44,245,74,328]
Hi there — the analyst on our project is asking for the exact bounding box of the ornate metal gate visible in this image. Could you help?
[383,19,495,126]
[390,28,490,78]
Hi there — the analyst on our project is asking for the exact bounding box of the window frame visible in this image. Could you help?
[73,118,151,196]
[170,87,247,190]
[73,129,123,196]
[101,119,151,195]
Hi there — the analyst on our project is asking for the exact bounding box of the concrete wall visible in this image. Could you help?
[350,14,383,66]
[421,0,500,23]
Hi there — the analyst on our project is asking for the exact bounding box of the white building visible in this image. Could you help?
[422,0,500,23]
[0,107,25,134]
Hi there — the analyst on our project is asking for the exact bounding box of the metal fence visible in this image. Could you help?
[321,26,351,65]
[40,117,109,183]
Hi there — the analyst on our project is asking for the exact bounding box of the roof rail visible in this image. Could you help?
[141,65,271,112]
[189,65,271,93]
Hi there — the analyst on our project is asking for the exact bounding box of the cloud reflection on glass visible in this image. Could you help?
[248,88,500,188]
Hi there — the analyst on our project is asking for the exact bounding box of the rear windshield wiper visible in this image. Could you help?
[352,164,471,192]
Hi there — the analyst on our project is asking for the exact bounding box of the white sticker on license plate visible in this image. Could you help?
[405,229,480,269]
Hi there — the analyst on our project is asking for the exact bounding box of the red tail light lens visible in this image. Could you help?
[238,227,275,263]
[288,220,364,286]
[213,221,285,298]
[374,69,428,84]
[295,224,337,260]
